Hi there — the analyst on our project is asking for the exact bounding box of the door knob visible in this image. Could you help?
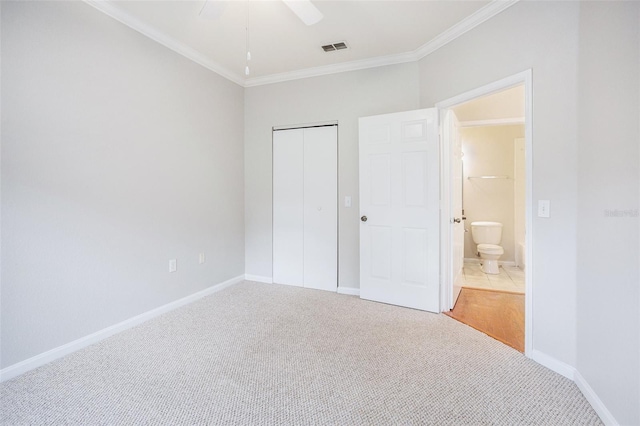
[361,215,368,222]
[453,218,461,223]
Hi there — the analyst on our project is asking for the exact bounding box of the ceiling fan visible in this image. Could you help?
[198,0,323,26]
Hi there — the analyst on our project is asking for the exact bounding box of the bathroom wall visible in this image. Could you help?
[514,138,526,268]
[454,85,524,122]
[461,125,525,262]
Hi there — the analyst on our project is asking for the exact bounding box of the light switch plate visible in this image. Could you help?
[199,253,205,264]
[169,259,177,273]
[538,200,550,218]
[344,196,352,208]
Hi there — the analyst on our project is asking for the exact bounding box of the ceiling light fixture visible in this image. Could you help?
[198,0,324,77]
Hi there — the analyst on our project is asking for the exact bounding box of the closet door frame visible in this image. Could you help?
[272,122,338,291]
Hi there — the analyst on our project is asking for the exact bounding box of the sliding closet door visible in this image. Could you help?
[303,126,337,291]
[273,129,304,286]
[272,125,337,291]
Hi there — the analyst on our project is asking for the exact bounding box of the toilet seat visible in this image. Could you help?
[477,243,504,255]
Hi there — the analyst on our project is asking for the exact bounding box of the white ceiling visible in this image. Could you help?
[87,1,518,86]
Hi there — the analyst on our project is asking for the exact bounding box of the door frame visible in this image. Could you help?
[435,70,533,356]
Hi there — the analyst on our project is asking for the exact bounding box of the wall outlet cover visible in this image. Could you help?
[538,200,550,218]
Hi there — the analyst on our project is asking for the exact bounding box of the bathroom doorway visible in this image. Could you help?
[437,71,532,354]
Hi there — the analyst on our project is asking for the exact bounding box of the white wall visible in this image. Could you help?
[576,2,640,425]
[1,1,245,368]
[418,0,580,372]
[244,63,419,288]
[418,1,639,423]
[461,125,524,262]
[3,1,639,423]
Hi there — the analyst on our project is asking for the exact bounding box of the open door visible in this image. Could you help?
[445,110,464,309]
[358,109,439,312]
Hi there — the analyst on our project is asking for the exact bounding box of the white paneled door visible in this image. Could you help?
[359,109,439,312]
[273,125,337,292]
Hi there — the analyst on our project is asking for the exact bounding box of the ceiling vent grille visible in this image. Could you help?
[322,41,349,52]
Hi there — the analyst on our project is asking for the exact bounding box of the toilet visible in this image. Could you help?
[470,221,504,275]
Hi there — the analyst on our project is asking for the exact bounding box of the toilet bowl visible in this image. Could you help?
[476,243,504,274]
[470,221,504,275]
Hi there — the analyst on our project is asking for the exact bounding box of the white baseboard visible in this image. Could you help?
[255,279,358,295]
[529,351,617,424]
[530,349,575,380]
[244,274,273,284]
[1,275,619,426]
[574,370,619,426]
[269,280,301,287]
[0,274,244,383]
[337,286,360,296]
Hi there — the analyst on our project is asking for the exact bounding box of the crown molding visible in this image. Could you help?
[245,0,519,87]
[244,51,416,87]
[413,0,520,60]
[84,0,519,88]
[83,0,245,86]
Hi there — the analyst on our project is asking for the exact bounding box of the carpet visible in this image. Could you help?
[1,281,602,425]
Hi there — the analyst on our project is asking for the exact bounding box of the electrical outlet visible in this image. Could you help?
[538,200,550,218]
[199,253,205,264]
[169,259,177,273]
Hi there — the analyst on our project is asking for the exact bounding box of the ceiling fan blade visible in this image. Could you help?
[198,0,228,20]
[282,0,324,26]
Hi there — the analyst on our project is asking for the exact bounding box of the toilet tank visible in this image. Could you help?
[470,221,503,245]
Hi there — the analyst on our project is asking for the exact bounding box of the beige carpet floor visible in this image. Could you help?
[1,281,602,425]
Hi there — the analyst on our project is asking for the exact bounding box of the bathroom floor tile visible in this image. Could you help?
[461,261,524,294]
[487,274,513,283]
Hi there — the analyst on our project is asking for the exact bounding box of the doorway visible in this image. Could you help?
[436,71,533,355]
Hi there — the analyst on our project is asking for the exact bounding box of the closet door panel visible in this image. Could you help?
[303,126,338,291]
[273,129,304,286]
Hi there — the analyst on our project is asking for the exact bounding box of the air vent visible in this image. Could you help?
[322,41,349,52]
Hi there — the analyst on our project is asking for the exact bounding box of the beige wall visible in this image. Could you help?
[454,85,525,123]
[514,137,526,268]
[461,125,524,262]
[1,2,245,368]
